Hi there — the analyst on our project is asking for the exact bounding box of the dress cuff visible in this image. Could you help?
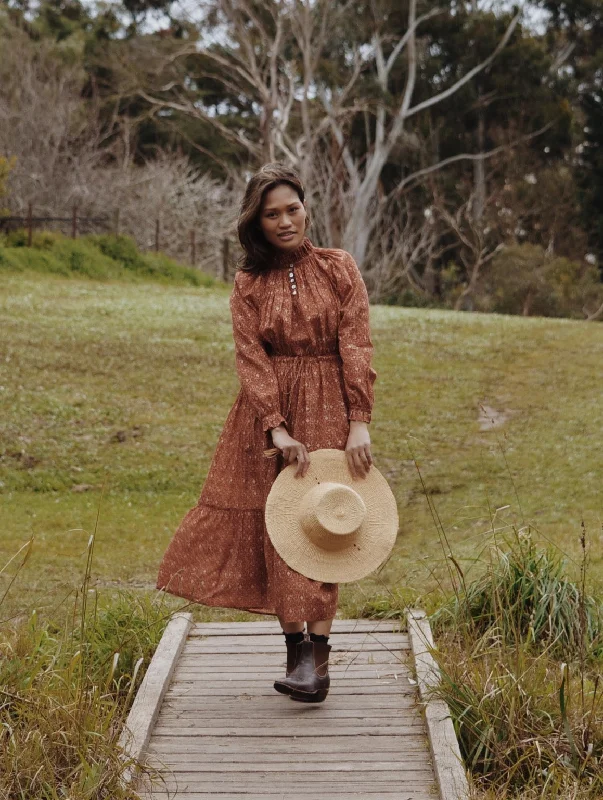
[262,411,287,432]
[349,409,371,423]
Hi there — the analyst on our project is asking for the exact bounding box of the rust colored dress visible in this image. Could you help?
[156,237,377,622]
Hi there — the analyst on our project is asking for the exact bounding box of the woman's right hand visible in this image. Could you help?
[271,425,310,478]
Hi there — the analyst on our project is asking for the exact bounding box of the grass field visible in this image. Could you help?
[1,270,603,626]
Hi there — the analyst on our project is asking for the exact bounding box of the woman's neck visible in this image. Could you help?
[268,237,314,268]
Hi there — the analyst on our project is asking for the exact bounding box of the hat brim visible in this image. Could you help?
[265,449,399,583]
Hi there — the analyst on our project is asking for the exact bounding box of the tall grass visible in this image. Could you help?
[433,529,603,658]
[0,501,189,798]
[426,529,603,798]
[347,440,603,799]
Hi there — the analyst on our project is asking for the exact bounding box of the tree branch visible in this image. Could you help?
[404,13,520,119]
[391,122,553,197]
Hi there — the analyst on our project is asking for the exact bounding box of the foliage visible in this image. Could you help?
[0,154,16,212]
[2,0,602,302]
[0,230,219,286]
[475,244,603,319]
[1,269,603,796]
[0,533,174,798]
[429,531,603,797]
[433,533,603,658]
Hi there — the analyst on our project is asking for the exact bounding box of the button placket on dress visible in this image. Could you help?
[288,265,297,296]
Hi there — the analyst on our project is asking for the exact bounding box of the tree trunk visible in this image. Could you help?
[473,106,486,224]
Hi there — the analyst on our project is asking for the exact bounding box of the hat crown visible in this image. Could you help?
[265,448,399,584]
[299,482,366,541]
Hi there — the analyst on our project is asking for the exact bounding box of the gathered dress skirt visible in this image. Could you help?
[155,240,376,622]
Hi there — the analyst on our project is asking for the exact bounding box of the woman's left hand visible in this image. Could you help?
[345,421,372,479]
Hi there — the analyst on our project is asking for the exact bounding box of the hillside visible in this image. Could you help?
[1,272,602,622]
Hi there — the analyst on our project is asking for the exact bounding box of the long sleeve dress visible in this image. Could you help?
[155,237,377,622]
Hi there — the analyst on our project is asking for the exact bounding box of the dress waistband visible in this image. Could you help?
[270,352,341,360]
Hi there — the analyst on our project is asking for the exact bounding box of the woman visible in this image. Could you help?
[156,162,376,702]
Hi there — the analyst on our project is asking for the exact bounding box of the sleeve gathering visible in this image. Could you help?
[229,275,287,432]
[336,251,377,424]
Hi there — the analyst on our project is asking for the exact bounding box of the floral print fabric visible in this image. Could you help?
[156,237,377,622]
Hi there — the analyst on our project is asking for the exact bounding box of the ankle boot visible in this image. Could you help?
[273,634,306,695]
[279,639,331,703]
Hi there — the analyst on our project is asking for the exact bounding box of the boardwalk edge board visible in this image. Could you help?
[118,610,193,788]
[407,609,471,800]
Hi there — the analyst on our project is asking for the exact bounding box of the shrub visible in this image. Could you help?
[2,228,62,249]
[476,244,603,319]
[88,233,146,268]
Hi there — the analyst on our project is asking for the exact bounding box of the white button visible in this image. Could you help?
[292,290,297,295]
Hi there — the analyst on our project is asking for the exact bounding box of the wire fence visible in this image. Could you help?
[0,203,234,280]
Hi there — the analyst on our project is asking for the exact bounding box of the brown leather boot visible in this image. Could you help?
[273,634,306,695]
[279,639,331,703]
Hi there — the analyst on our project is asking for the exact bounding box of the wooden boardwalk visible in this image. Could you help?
[129,618,463,800]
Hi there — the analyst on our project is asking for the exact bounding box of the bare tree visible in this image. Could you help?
[0,18,239,271]
[137,0,519,270]
[362,194,452,303]
[431,189,504,311]
[0,23,112,212]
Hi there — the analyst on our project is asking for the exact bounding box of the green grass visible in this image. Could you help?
[1,552,173,798]
[0,230,219,287]
[2,267,603,798]
[1,271,603,623]
[430,531,603,798]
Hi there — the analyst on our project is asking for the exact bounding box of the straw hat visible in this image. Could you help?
[265,449,399,583]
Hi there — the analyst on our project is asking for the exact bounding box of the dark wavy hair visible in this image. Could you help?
[237,163,311,272]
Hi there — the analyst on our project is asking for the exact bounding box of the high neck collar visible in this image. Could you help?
[268,236,314,268]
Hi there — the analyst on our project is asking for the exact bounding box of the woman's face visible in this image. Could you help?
[259,184,307,252]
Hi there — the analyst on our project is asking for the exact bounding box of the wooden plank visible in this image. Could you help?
[139,791,435,800]
[152,725,424,737]
[165,678,411,689]
[408,609,470,800]
[146,749,429,763]
[138,777,435,792]
[172,668,411,679]
[164,685,417,698]
[166,681,416,698]
[175,653,409,667]
[117,611,192,787]
[144,761,434,773]
[148,735,429,754]
[189,619,406,634]
[141,776,435,787]
[175,659,410,669]
[162,695,416,710]
[186,637,410,655]
[188,631,410,649]
[156,716,422,730]
[184,631,409,650]
[158,704,419,719]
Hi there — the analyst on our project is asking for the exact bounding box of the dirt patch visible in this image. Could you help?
[478,403,516,431]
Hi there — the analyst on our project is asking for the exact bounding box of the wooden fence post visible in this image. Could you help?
[72,205,78,239]
[114,208,120,237]
[222,237,229,281]
[190,229,196,266]
[27,203,33,247]
[155,218,160,252]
